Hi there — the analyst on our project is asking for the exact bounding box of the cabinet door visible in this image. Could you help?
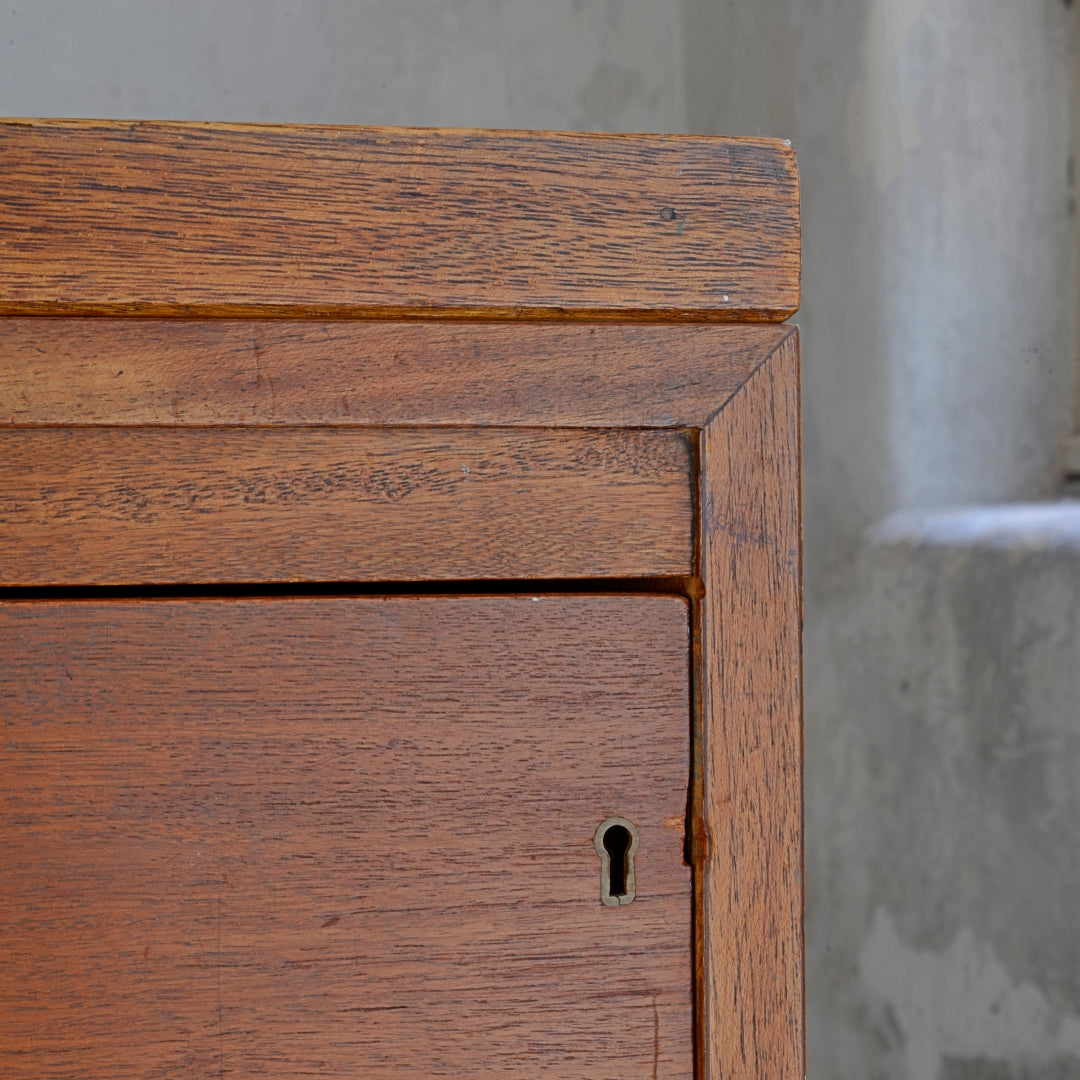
[0,595,691,1079]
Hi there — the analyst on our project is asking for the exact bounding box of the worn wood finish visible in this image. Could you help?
[0,595,692,1079]
[699,333,804,1080]
[0,426,691,585]
[0,119,805,1079]
[0,120,799,320]
[0,318,791,429]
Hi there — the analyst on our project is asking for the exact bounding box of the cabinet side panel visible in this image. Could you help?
[699,334,803,1080]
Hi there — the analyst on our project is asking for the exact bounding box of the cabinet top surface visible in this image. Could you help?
[0,119,800,320]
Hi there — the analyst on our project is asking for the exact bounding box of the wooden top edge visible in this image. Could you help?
[0,119,800,320]
[0,303,799,321]
[0,116,795,148]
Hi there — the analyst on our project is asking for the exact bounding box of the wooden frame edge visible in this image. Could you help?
[697,329,804,1080]
[0,302,801,322]
[0,320,794,430]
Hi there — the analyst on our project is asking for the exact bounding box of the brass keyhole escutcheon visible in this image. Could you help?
[594,816,639,906]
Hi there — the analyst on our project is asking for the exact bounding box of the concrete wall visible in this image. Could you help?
[684,0,1076,578]
[4,3,1079,1078]
[840,509,1080,1080]
[0,0,684,131]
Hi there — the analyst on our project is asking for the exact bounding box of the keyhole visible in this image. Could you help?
[594,817,640,907]
[605,825,631,896]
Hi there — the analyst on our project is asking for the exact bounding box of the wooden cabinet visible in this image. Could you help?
[0,121,802,1079]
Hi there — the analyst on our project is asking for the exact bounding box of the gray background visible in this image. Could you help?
[4,3,1078,1077]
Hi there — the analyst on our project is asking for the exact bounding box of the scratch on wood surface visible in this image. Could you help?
[653,994,660,1080]
[217,892,224,1080]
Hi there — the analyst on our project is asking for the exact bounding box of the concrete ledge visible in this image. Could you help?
[869,501,1080,553]
[809,499,1080,1079]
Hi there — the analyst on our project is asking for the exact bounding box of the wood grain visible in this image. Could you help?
[699,333,803,1080]
[0,595,691,1079]
[0,120,800,320]
[0,117,805,1076]
[0,317,792,428]
[0,426,691,585]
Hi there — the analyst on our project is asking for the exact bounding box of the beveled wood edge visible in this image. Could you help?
[0,319,796,430]
[699,326,799,430]
[0,119,800,321]
[696,329,804,1080]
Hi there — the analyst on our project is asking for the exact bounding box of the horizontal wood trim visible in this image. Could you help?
[0,595,692,1079]
[0,120,800,320]
[700,333,803,1080]
[0,426,692,585]
[0,318,791,429]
